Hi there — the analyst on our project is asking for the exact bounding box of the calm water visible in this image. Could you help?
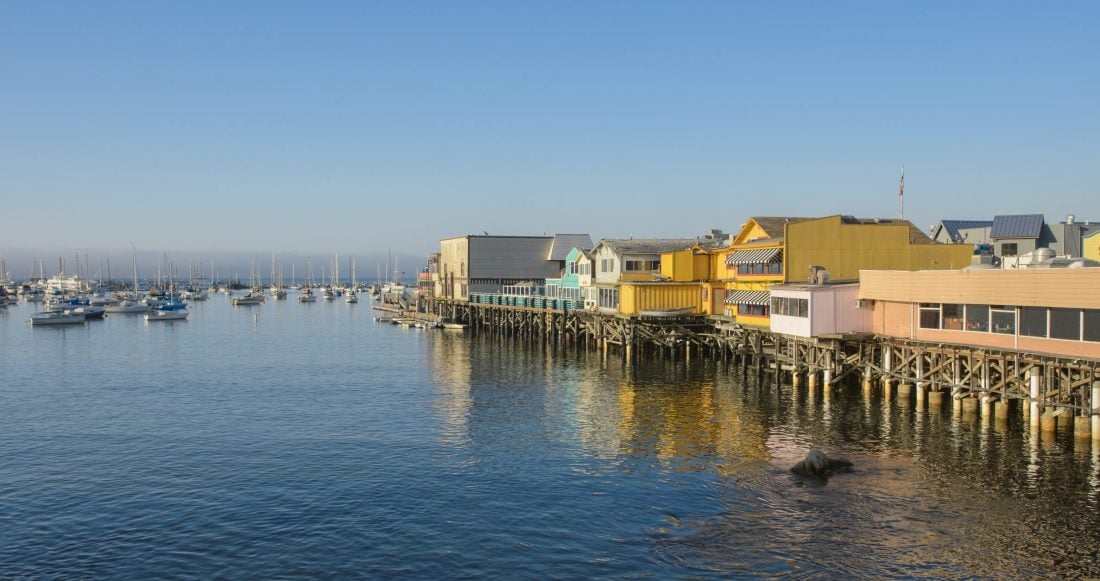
[2,294,1099,578]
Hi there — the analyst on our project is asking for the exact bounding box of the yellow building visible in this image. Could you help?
[723,215,973,328]
[1085,231,1100,262]
[611,232,730,316]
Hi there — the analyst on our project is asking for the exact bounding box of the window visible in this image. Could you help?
[1019,307,1047,337]
[991,306,1016,334]
[771,296,808,318]
[598,288,619,309]
[1049,308,1081,341]
[569,261,578,275]
[919,303,941,329]
[737,262,782,275]
[1001,243,1018,257]
[1085,310,1100,342]
[942,304,963,330]
[965,304,989,332]
[460,284,468,298]
[624,260,659,271]
[738,304,770,316]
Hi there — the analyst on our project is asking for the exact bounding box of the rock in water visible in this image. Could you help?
[790,450,854,479]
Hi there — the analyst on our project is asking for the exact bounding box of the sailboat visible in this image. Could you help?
[345,257,359,303]
[298,257,317,302]
[270,253,287,299]
[232,261,265,306]
[107,248,152,313]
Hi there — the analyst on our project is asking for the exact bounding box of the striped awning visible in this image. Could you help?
[724,290,771,305]
[725,247,783,266]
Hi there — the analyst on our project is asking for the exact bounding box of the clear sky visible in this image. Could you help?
[2,1,1097,258]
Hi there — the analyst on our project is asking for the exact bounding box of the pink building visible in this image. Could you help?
[858,268,1100,359]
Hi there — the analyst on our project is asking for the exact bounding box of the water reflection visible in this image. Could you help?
[428,335,1100,577]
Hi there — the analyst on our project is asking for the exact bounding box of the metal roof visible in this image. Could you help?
[725,248,783,266]
[724,290,770,305]
[546,234,593,261]
[991,214,1045,239]
[935,220,993,243]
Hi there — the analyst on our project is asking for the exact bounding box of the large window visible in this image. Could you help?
[771,296,808,318]
[1001,243,1018,256]
[942,304,964,330]
[919,303,941,329]
[1085,310,1100,342]
[1050,308,1081,341]
[991,306,1016,335]
[965,304,989,332]
[1019,307,1047,337]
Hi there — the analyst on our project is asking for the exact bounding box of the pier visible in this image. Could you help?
[428,298,1100,441]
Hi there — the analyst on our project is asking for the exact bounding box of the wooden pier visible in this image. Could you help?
[425,298,1100,441]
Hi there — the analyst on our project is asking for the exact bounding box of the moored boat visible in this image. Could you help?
[30,311,86,326]
[145,298,189,321]
[232,290,265,306]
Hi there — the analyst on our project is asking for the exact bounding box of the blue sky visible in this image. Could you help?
[2,1,1097,259]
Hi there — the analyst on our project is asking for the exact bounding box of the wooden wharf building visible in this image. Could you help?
[424,223,1100,443]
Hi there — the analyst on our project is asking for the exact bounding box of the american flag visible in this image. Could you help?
[898,165,905,200]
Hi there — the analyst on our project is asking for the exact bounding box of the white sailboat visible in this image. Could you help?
[345,257,359,303]
[107,246,151,313]
[297,257,317,302]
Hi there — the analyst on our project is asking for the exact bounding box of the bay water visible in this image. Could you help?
[2,295,1099,578]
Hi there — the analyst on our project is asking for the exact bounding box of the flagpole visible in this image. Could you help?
[898,164,905,220]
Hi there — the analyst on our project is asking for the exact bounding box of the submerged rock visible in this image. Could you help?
[790,450,854,479]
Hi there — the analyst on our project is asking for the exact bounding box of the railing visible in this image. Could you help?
[469,292,577,311]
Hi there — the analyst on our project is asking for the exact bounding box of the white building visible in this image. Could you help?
[768,282,871,338]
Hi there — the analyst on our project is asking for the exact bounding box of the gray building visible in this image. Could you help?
[437,233,592,300]
[930,220,993,245]
[932,214,1100,262]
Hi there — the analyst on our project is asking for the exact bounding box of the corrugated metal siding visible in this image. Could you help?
[693,254,710,280]
[787,216,973,282]
[811,284,870,335]
[469,237,558,279]
[619,284,701,316]
[859,269,1100,309]
[1085,232,1100,262]
[810,289,834,336]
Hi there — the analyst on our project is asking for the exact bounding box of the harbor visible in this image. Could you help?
[2,292,1100,578]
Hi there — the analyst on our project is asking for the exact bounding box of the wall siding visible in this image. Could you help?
[859,269,1100,309]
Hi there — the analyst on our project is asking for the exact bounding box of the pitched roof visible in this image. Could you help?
[934,220,994,243]
[547,234,594,261]
[750,217,813,238]
[596,239,698,255]
[834,216,935,244]
[991,214,1045,239]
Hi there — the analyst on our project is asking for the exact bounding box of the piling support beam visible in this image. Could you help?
[1030,370,1041,430]
[1093,381,1100,442]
